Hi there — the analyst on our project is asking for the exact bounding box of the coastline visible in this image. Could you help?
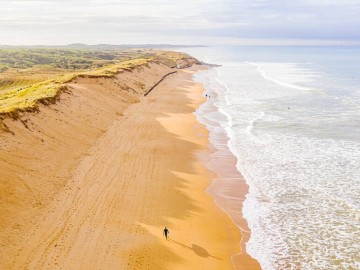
[195,70,262,270]
[184,46,360,269]
[0,64,249,269]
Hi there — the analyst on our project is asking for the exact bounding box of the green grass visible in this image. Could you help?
[0,48,125,70]
[0,49,193,115]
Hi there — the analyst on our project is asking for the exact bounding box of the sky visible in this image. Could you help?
[0,0,360,46]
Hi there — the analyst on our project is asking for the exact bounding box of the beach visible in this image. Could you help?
[183,46,360,269]
[196,94,262,270]
[0,62,260,269]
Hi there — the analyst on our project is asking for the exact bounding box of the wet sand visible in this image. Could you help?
[196,87,262,270]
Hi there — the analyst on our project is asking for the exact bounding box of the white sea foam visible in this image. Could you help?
[193,58,360,270]
[247,62,322,92]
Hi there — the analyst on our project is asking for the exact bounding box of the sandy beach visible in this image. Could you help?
[0,63,260,269]
[196,82,262,270]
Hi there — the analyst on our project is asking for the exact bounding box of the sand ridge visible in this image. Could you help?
[0,62,173,265]
[0,64,253,269]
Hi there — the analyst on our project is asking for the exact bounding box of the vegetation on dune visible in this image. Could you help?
[0,48,125,70]
[0,48,194,116]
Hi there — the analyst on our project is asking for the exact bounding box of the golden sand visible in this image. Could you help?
[0,63,260,269]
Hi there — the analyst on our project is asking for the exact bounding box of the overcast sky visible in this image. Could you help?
[1,0,359,45]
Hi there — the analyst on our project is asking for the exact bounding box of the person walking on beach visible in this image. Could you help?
[163,227,169,240]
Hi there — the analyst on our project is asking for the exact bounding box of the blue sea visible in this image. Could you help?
[181,46,360,270]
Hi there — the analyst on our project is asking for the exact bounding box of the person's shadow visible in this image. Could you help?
[168,239,222,260]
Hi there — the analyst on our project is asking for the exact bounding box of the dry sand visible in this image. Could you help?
[0,63,260,269]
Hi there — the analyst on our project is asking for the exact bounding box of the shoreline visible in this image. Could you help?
[1,64,247,269]
[194,68,262,270]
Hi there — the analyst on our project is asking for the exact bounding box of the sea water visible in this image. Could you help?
[182,46,360,270]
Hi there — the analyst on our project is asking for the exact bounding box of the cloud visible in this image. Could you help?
[0,0,359,45]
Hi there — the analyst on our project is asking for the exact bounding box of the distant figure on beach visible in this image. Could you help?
[205,94,208,98]
[163,227,169,240]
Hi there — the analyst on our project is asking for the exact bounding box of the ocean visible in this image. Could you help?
[181,46,360,270]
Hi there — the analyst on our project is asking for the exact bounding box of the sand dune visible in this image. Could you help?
[0,62,250,269]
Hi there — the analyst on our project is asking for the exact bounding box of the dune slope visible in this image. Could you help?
[0,63,242,269]
[0,62,171,256]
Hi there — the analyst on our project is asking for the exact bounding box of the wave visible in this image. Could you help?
[246,61,321,92]
[194,60,360,270]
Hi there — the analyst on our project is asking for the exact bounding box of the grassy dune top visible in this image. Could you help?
[0,48,193,116]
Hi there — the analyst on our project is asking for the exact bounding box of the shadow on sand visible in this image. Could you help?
[168,239,222,260]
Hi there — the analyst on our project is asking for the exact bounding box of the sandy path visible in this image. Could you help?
[4,66,241,269]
